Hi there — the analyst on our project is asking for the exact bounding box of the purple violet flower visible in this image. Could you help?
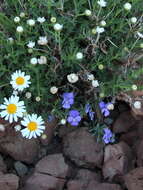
[103,128,115,144]
[99,101,110,117]
[62,92,74,109]
[67,110,81,126]
[85,103,95,121]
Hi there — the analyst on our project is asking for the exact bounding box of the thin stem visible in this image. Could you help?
[88,0,92,10]
[73,0,78,15]
[0,83,9,88]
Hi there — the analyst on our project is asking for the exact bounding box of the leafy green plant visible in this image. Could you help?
[0,0,143,141]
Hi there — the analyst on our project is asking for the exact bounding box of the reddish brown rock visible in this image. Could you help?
[137,121,143,139]
[67,180,86,190]
[24,154,69,190]
[103,142,134,180]
[24,172,65,190]
[76,169,101,182]
[0,173,19,190]
[0,155,7,173]
[124,167,143,190]
[119,130,138,146]
[63,128,104,168]
[113,111,136,134]
[58,125,77,138]
[92,183,122,190]
[67,169,100,190]
[136,140,143,167]
[0,130,40,164]
[35,154,70,178]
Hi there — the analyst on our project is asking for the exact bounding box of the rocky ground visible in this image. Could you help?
[0,101,143,190]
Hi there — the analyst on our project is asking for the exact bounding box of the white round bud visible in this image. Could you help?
[76,52,83,60]
[60,119,66,125]
[54,23,63,31]
[14,16,20,23]
[134,101,141,109]
[25,92,32,99]
[36,96,41,102]
[100,20,106,26]
[27,19,35,26]
[38,56,47,64]
[30,57,38,65]
[50,86,58,94]
[85,9,92,16]
[16,26,24,33]
[50,17,57,23]
[41,134,47,139]
[124,2,132,10]
[20,12,25,18]
[107,103,114,110]
[132,84,137,91]
[67,73,79,83]
[131,17,137,23]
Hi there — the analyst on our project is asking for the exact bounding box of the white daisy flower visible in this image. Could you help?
[37,17,46,23]
[0,96,26,123]
[37,36,48,45]
[97,0,107,7]
[10,70,31,92]
[21,114,45,139]
[27,41,35,49]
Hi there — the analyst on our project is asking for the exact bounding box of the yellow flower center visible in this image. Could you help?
[7,104,17,114]
[16,77,25,85]
[27,122,37,131]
